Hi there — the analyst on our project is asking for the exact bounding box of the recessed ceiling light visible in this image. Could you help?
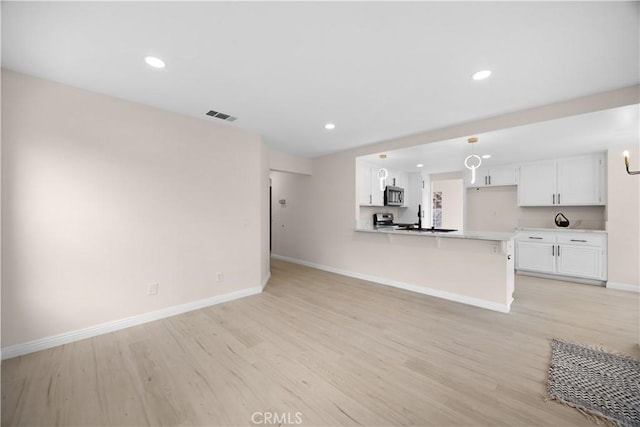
[325,123,335,130]
[416,164,424,168]
[482,154,491,159]
[144,56,166,69]
[472,70,492,80]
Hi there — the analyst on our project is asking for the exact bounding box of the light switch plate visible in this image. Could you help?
[148,283,158,295]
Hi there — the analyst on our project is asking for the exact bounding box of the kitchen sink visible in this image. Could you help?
[397,226,458,233]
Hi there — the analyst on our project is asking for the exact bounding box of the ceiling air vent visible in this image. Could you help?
[206,110,237,122]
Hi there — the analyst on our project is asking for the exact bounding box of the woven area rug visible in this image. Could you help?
[548,339,640,427]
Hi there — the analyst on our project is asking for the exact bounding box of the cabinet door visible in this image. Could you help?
[387,169,407,189]
[516,242,556,273]
[371,167,385,206]
[357,162,373,205]
[518,161,556,206]
[464,166,489,187]
[371,183,384,206]
[557,156,604,205]
[488,165,517,186]
[556,244,602,279]
[386,169,397,188]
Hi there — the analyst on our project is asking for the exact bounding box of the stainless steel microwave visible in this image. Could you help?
[384,186,404,206]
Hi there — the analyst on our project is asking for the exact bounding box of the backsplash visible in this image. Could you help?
[358,205,401,228]
[466,186,606,232]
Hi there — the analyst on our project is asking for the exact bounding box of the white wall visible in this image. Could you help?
[1,70,270,348]
[269,148,312,175]
[607,147,640,289]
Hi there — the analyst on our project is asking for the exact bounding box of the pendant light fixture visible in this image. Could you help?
[464,137,482,184]
[377,154,389,191]
[623,151,640,175]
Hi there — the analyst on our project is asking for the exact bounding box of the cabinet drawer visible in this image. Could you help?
[556,234,606,247]
[516,233,556,243]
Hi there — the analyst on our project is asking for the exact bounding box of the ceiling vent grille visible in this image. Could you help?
[206,110,237,122]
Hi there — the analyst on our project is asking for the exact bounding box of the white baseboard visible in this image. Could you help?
[271,254,511,313]
[261,271,271,289]
[517,270,606,287]
[606,281,640,293]
[1,286,263,361]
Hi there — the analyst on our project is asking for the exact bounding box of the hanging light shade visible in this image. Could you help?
[377,168,389,191]
[464,137,482,184]
[623,151,640,175]
[377,154,389,190]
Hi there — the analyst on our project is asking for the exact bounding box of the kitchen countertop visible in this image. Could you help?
[356,227,514,242]
[517,227,607,234]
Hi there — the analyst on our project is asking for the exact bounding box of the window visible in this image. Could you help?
[432,191,442,228]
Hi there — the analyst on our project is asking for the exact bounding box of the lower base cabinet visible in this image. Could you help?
[517,242,555,273]
[516,231,607,282]
[556,245,603,279]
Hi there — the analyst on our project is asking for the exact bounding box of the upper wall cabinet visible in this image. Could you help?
[387,169,408,189]
[464,164,517,188]
[357,161,410,206]
[357,161,384,206]
[517,154,606,206]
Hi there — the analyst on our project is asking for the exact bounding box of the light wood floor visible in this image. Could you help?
[3,259,639,426]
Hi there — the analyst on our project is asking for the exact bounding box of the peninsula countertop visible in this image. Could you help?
[355,227,514,242]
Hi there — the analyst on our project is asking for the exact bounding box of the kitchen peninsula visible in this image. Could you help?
[354,226,515,313]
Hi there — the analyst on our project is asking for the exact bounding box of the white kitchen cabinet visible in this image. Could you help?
[518,154,605,206]
[488,164,518,186]
[357,163,373,205]
[556,245,602,279]
[516,241,556,273]
[557,156,605,205]
[465,164,517,187]
[517,161,556,205]
[357,161,384,206]
[555,233,607,279]
[515,230,607,282]
[387,169,408,189]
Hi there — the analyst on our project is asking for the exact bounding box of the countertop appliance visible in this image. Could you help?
[373,213,415,228]
[555,212,570,227]
[373,212,395,228]
[384,186,404,206]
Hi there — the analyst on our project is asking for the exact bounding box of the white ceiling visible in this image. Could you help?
[2,2,639,158]
[359,104,640,174]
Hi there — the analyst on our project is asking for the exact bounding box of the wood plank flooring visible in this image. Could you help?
[2,259,639,426]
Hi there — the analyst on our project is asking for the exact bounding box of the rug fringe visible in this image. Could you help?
[548,396,620,427]
[547,338,639,427]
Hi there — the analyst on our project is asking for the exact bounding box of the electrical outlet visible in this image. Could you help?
[490,243,500,254]
[216,272,224,283]
[148,283,158,296]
